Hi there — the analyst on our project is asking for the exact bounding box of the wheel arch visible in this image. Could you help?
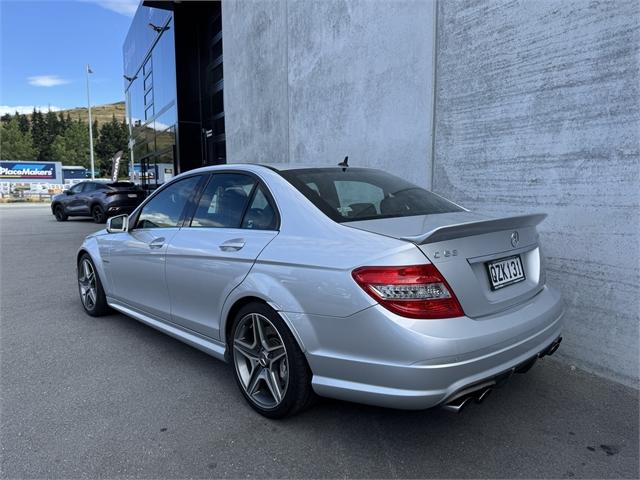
[77,248,91,265]
[51,201,63,214]
[222,293,307,361]
[223,296,267,347]
[76,238,111,295]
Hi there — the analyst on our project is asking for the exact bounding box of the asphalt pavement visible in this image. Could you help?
[1,204,638,479]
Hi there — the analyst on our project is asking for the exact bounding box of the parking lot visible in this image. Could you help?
[1,203,638,479]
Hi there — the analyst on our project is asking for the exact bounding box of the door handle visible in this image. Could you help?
[219,238,245,252]
[149,237,165,249]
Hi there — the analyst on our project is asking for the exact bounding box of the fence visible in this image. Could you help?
[0,181,81,202]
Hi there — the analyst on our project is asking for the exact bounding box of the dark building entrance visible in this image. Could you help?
[123,1,226,189]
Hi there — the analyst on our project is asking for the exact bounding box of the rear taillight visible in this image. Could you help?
[351,264,464,319]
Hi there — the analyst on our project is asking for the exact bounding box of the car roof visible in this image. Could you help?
[259,163,353,171]
[79,180,135,186]
[183,163,375,175]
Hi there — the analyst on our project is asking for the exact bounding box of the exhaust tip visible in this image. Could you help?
[539,336,563,358]
[475,388,492,404]
[441,395,472,413]
[547,336,562,356]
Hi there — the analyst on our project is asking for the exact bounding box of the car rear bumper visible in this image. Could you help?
[283,285,564,409]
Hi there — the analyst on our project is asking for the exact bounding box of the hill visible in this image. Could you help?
[59,101,126,125]
[26,101,126,126]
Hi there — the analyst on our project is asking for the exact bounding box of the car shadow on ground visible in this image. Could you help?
[89,307,639,479]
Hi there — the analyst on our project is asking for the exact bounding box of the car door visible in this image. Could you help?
[165,172,279,339]
[65,183,88,214]
[78,182,97,214]
[105,174,204,320]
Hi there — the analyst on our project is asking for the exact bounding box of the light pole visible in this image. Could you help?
[86,64,95,179]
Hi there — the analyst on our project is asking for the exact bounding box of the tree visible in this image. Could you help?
[58,111,70,133]
[17,113,30,134]
[95,115,129,176]
[0,117,37,160]
[45,110,60,135]
[51,120,90,167]
[31,109,47,160]
[92,119,99,142]
[26,109,62,160]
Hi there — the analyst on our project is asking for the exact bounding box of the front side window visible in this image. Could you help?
[190,173,255,228]
[135,175,201,229]
[280,168,463,222]
[83,183,98,193]
[69,183,84,194]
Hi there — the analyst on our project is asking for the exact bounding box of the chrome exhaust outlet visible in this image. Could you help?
[546,336,562,356]
[474,387,492,404]
[441,338,562,414]
[539,336,563,358]
[441,380,495,413]
[441,395,473,413]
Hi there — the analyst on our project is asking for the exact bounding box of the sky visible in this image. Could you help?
[0,0,138,115]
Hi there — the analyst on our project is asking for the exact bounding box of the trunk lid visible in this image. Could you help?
[346,212,546,318]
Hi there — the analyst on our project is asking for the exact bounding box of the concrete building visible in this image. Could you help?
[124,0,639,386]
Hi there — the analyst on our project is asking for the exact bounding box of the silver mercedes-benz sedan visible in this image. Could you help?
[77,163,564,418]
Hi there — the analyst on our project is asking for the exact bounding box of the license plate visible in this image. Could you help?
[486,255,525,290]
[127,193,137,198]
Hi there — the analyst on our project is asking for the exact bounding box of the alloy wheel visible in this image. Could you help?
[55,206,65,220]
[93,206,105,223]
[78,259,97,310]
[233,313,289,409]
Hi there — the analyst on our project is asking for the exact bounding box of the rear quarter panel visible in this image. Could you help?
[219,166,434,336]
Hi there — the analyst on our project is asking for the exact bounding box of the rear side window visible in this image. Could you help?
[135,175,201,229]
[191,173,256,228]
[280,168,463,222]
[190,174,279,230]
[241,186,278,230]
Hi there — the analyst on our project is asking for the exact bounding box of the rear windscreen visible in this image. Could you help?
[279,168,463,223]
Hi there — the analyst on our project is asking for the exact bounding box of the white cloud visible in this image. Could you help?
[0,106,62,115]
[27,75,71,87]
[85,0,139,17]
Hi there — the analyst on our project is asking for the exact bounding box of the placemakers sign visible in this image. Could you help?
[0,161,60,181]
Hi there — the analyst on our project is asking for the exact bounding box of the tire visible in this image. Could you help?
[77,253,110,317]
[92,205,106,224]
[230,302,315,418]
[54,205,68,221]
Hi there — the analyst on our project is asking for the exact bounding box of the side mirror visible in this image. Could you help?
[65,190,74,195]
[106,214,129,233]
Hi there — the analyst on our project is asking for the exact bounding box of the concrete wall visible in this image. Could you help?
[433,0,639,385]
[223,0,436,183]
[222,1,289,164]
[223,0,639,385]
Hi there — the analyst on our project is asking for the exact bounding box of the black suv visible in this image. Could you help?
[51,181,145,223]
